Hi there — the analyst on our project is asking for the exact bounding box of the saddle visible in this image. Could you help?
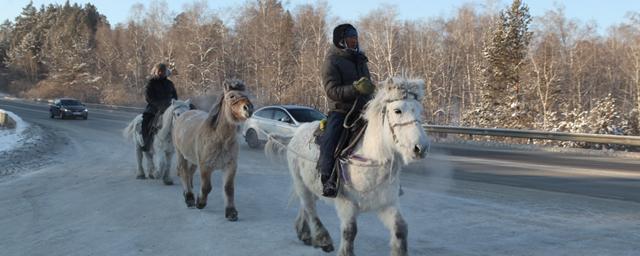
[314,113,368,187]
[141,110,166,148]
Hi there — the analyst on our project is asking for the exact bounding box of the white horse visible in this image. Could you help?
[123,99,191,185]
[266,77,429,256]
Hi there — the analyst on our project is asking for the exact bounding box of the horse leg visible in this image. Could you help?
[144,151,156,179]
[196,163,213,209]
[222,160,238,221]
[299,192,333,252]
[161,151,174,185]
[377,206,408,256]
[135,146,146,179]
[291,166,333,251]
[335,200,358,256]
[177,152,195,208]
[295,206,312,245]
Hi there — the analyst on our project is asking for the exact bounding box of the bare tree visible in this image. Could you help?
[358,5,401,81]
[290,1,330,110]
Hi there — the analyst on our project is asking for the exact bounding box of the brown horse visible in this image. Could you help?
[172,80,253,221]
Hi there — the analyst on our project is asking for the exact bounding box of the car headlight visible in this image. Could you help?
[62,108,69,112]
[84,109,88,112]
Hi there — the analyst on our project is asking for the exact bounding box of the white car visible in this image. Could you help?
[242,105,326,148]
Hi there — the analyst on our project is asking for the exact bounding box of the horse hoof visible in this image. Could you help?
[225,207,238,221]
[196,197,207,209]
[163,179,173,186]
[302,238,312,246]
[148,174,156,179]
[184,192,195,208]
[136,174,146,179]
[320,244,334,252]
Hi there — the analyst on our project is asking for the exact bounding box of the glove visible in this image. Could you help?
[319,119,327,131]
[353,77,374,95]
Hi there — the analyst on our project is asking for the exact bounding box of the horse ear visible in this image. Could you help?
[185,98,191,105]
[224,79,246,92]
[384,77,394,91]
[171,98,176,104]
[409,79,425,100]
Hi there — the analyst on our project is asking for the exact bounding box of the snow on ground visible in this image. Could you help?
[0,109,29,152]
[1,133,639,256]
[1,101,639,255]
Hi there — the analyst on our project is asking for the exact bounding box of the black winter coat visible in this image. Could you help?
[144,77,178,114]
[321,47,372,113]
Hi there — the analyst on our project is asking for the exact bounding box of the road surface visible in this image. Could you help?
[1,98,639,255]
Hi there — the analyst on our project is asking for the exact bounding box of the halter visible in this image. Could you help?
[381,90,421,145]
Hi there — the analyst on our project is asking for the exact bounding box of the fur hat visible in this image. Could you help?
[332,23,358,49]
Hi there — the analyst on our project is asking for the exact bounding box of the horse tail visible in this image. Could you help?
[264,132,297,208]
[264,133,291,164]
[123,114,143,145]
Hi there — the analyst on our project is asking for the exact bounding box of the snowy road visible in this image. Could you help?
[1,98,640,255]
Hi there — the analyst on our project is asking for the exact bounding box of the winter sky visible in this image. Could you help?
[1,0,639,34]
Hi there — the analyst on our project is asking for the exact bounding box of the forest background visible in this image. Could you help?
[1,0,640,146]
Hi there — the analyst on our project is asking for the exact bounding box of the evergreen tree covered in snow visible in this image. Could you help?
[464,0,533,129]
[6,2,43,81]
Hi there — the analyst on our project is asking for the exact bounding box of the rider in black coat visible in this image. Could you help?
[141,63,177,152]
[318,24,375,198]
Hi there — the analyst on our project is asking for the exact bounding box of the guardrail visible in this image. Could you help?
[82,102,144,112]
[423,124,640,147]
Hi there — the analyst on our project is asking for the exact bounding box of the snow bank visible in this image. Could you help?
[0,109,29,152]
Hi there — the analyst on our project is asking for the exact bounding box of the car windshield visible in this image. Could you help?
[61,100,82,106]
[287,108,325,123]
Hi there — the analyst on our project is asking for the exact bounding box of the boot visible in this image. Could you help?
[321,174,338,198]
[141,132,152,152]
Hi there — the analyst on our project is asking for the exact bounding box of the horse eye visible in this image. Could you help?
[394,109,402,114]
[230,95,236,99]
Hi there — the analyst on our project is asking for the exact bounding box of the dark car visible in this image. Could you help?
[242,105,326,148]
[49,98,88,120]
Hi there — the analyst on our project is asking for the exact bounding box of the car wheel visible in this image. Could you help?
[50,111,54,118]
[83,115,88,120]
[245,129,261,149]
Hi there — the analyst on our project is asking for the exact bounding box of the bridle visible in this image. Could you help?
[381,90,421,145]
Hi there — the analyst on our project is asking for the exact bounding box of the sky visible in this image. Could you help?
[0,0,639,34]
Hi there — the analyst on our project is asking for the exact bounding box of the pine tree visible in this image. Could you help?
[0,20,12,70]
[465,0,533,128]
[7,2,43,81]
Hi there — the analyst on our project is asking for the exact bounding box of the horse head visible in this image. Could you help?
[209,79,254,128]
[364,76,429,164]
[168,98,192,118]
[158,99,192,139]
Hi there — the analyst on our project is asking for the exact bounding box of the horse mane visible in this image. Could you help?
[363,76,424,122]
[208,79,247,128]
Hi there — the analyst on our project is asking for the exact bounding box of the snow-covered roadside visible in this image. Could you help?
[0,108,63,179]
[0,109,29,152]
